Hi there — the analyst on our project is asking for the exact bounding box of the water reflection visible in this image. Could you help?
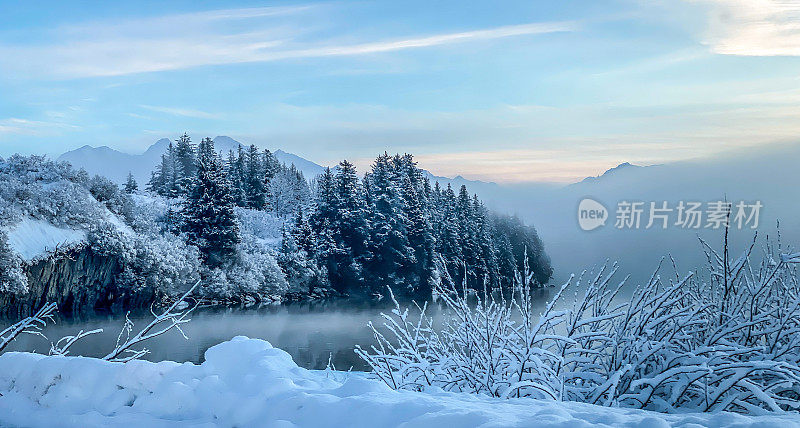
[3,289,552,371]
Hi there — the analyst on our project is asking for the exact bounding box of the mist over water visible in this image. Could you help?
[2,291,554,371]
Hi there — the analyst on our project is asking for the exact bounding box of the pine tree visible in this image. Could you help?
[364,153,415,294]
[402,175,435,296]
[226,149,247,207]
[292,207,315,255]
[173,133,196,196]
[244,145,266,209]
[262,149,276,211]
[148,143,177,197]
[273,151,553,297]
[124,172,138,194]
[182,137,240,268]
[437,184,462,284]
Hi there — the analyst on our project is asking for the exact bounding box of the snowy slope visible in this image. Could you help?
[0,337,797,428]
[3,218,87,263]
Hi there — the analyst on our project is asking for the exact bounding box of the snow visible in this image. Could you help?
[4,218,87,262]
[0,337,797,428]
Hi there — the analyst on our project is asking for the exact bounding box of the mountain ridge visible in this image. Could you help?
[58,136,327,185]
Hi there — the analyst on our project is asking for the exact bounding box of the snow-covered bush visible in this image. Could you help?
[221,239,288,300]
[358,233,800,414]
[236,207,285,247]
[0,231,27,294]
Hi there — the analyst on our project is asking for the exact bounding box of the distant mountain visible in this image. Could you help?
[576,162,645,185]
[57,136,327,185]
[484,143,800,286]
[58,142,166,185]
[421,170,502,199]
[273,149,326,179]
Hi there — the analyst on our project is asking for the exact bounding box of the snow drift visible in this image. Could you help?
[4,218,87,263]
[0,337,798,428]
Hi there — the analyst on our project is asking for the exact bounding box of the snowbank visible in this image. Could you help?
[1,337,798,428]
[4,218,87,263]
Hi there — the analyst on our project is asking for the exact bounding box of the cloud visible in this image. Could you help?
[274,22,577,58]
[0,118,79,138]
[695,0,800,56]
[139,105,222,119]
[0,5,576,78]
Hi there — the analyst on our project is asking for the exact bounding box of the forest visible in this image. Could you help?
[0,134,551,305]
[147,134,551,299]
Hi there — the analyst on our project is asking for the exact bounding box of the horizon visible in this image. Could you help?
[57,133,650,185]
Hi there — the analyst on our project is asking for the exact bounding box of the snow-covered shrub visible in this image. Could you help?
[223,239,288,300]
[86,174,136,222]
[235,207,285,248]
[0,231,27,294]
[358,234,800,414]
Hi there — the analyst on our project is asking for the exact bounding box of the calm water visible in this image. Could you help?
[3,290,553,371]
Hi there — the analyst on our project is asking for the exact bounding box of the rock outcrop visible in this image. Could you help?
[0,247,155,318]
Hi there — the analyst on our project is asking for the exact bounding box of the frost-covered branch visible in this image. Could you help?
[0,302,57,354]
[358,227,800,414]
[49,328,103,356]
[103,281,200,362]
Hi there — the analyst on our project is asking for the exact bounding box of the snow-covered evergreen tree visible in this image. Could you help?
[244,145,266,210]
[182,138,240,268]
[173,133,196,196]
[0,231,27,294]
[124,172,138,194]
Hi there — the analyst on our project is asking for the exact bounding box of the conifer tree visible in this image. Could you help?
[182,137,240,268]
[364,153,415,294]
[173,133,196,195]
[226,149,247,207]
[124,172,138,194]
[245,145,266,209]
[262,149,277,211]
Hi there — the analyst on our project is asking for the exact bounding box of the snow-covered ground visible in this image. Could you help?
[3,218,87,263]
[1,337,798,428]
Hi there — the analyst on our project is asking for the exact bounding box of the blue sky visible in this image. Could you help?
[0,0,799,182]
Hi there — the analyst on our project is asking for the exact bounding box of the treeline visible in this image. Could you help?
[284,153,551,298]
[147,134,309,217]
[146,135,551,299]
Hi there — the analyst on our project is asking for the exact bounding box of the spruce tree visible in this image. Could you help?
[148,143,177,197]
[262,149,276,211]
[244,145,266,209]
[174,133,196,195]
[226,149,247,207]
[364,153,415,294]
[402,175,434,296]
[124,172,138,194]
[182,137,240,268]
[292,207,315,255]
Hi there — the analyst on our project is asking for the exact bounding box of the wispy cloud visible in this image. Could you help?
[0,118,79,138]
[695,0,800,56]
[0,5,576,78]
[276,22,576,58]
[139,105,222,119]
